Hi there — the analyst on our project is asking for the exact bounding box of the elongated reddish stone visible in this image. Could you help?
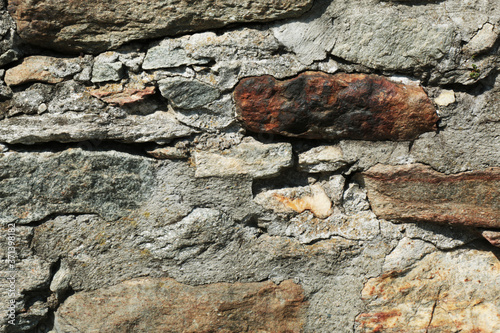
[360,164,500,228]
[234,72,438,141]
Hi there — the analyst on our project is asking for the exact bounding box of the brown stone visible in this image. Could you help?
[360,164,500,228]
[234,72,438,141]
[480,229,500,248]
[356,249,500,332]
[89,86,155,106]
[8,0,313,54]
[55,277,306,333]
[4,56,82,86]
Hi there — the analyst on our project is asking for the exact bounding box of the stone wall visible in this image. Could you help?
[0,0,499,332]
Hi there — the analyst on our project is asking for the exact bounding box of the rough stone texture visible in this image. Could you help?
[481,230,500,248]
[54,278,306,333]
[410,77,500,173]
[8,0,314,53]
[255,183,333,219]
[0,149,155,224]
[1,0,499,332]
[4,56,84,86]
[193,137,293,178]
[89,85,156,106]
[272,0,500,85]
[356,249,500,333]
[361,164,500,228]
[158,77,220,109]
[298,146,348,173]
[234,72,438,141]
[0,110,194,144]
[0,11,19,66]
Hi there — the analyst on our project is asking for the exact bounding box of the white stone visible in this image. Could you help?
[193,137,293,178]
[298,146,347,173]
[464,23,499,55]
[434,90,456,106]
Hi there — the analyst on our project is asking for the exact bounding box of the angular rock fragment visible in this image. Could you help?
[55,278,306,333]
[255,184,333,219]
[360,164,500,228]
[234,72,438,141]
[298,146,348,173]
[193,137,293,178]
[89,85,155,106]
[480,230,500,248]
[4,56,83,86]
[158,77,220,109]
[463,23,499,55]
[356,249,500,332]
[91,62,124,83]
[8,0,314,53]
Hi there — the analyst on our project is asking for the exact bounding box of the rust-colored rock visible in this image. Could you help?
[356,249,500,332]
[360,164,500,228]
[55,277,306,333]
[234,72,438,141]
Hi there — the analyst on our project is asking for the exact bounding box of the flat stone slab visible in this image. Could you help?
[0,149,155,224]
[8,0,313,53]
[234,72,438,141]
[193,137,293,179]
[4,56,83,86]
[54,277,306,333]
[360,164,500,228]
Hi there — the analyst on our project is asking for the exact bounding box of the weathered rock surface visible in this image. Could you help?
[1,0,499,332]
[0,11,19,66]
[268,210,381,245]
[481,230,500,248]
[234,72,438,141]
[356,249,500,332]
[54,278,306,333]
[411,78,500,173]
[193,137,293,178]
[361,163,500,228]
[158,77,220,109]
[8,0,314,53]
[298,146,348,173]
[4,56,84,86]
[0,110,194,144]
[0,149,155,224]
[255,183,333,219]
[273,0,500,84]
[89,85,156,106]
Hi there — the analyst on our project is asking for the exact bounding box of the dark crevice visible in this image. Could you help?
[6,140,164,158]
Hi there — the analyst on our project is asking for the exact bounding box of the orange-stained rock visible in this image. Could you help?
[356,249,500,332]
[234,72,438,141]
[4,56,82,86]
[360,163,500,229]
[55,277,306,333]
[89,86,155,106]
